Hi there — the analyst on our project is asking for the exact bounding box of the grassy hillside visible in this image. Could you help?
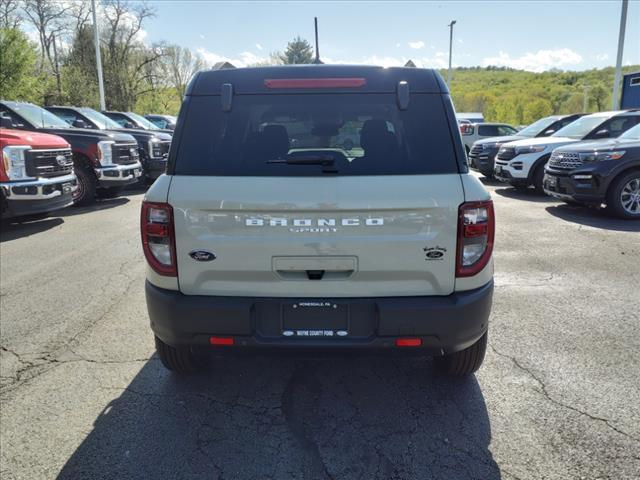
[442,65,639,125]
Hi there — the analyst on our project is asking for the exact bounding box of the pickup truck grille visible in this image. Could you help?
[548,151,582,170]
[113,142,139,165]
[469,144,484,157]
[25,148,74,178]
[496,147,516,161]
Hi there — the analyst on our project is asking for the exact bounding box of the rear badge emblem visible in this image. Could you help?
[424,246,447,261]
[189,250,216,262]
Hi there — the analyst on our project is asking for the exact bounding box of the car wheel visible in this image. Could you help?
[155,336,203,374]
[606,171,640,219]
[532,164,546,194]
[434,332,487,376]
[73,165,97,207]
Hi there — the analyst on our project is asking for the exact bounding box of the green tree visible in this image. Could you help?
[0,28,41,101]
[589,82,609,112]
[523,98,553,124]
[279,36,314,64]
[61,23,99,108]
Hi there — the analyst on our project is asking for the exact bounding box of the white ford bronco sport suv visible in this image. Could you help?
[142,66,495,376]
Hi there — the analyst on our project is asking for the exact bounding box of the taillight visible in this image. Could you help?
[459,124,474,135]
[141,201,177,276]
[456,201,495,277]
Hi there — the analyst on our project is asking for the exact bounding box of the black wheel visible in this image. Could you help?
[73,165,97,206]
[606,171,640,219]
[434,332,487,376]
[532,164,545,194]
[97,186,123,199]
[155,336,202,374]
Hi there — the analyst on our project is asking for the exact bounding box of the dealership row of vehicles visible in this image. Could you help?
[1,101,173,219]
[468,110,640,218]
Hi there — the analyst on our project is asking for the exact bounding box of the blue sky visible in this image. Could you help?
[141,1,639,71]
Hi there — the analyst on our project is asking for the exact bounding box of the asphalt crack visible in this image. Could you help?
[281,361,335,480]
[490,345,639,443]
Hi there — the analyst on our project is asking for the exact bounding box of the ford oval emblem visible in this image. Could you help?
[55,155,67,166]
[426,250,444,259]
[189,250,216,262]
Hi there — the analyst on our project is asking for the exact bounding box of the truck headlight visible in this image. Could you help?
[2,146,30,180]
[515,145,546,155]
[482,142,502,150]
[97,141,114,166]
[578,151,625,162]
[148,138,162,158]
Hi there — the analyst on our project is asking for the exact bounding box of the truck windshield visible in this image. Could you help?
[619,123,640,140]
[174,93,458,176]
[80,108,121,130]
[127,112,159,130]
[553,116,606,139]
[518,116,559,137]
[11,103,70,128]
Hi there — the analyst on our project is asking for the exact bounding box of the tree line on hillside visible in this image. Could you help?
[1,0,637,123]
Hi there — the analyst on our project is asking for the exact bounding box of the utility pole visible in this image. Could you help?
[583,84,589,113]
[91,0,106,110]
[447,20,457,87]
[52,34,62,102]
[612,0,628,110]
[313,17,322,64]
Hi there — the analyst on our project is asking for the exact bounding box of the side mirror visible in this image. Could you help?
[594,129,609,138]
[124,121,135,129]
[0,116,13,128]
[72,118,88,129]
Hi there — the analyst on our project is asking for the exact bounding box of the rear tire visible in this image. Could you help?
[606,170,640,219]
[73,165,97,207]
[155,336,202,374]
[434,332,487,376]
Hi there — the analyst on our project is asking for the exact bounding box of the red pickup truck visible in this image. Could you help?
[1,128,77,220]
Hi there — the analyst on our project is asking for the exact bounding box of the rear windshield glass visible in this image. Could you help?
[174,93,458,176]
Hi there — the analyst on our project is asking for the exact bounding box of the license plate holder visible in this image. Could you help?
[282,301,348,337]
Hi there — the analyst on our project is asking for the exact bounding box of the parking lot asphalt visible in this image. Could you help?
[1,175,639,480]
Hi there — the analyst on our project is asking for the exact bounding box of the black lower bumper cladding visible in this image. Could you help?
[146,281,493,355]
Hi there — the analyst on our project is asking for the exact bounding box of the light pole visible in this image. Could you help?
[612,0,628,110]
[447,20,457,87]
[91,0,106,110]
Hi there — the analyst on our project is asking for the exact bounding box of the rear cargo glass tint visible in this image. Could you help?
[174,94,458,176]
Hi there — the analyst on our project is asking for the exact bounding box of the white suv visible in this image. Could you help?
[494,111,640,192]
[142,65,495,377]
[459,122,519,153]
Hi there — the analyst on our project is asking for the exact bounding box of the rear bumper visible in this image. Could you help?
[1,173,77,218]
[146,280,493,355]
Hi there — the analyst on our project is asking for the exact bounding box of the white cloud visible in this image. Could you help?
[595,53,609,61]
[482,48,583,72]
[256,43,263,50]
[196,48,266,67]
[395,42,401,48]
[408,41,425,50]
[323,55,407,67]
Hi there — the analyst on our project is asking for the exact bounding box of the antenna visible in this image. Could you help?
[313,17,323,64]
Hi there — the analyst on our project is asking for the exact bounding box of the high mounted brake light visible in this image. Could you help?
[264,78,367,89]
[141,201,177,276]
[456,201,495,278]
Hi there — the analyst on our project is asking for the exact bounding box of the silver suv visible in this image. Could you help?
[142,66,495,376]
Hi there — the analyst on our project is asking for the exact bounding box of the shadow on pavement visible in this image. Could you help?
[0,217,64,242]
[57,197,131,218]
[493,187,557,203]
[546,204,640,232]
[57,355,500,480]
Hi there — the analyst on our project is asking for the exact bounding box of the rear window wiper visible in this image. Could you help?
[266,154,335,166]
